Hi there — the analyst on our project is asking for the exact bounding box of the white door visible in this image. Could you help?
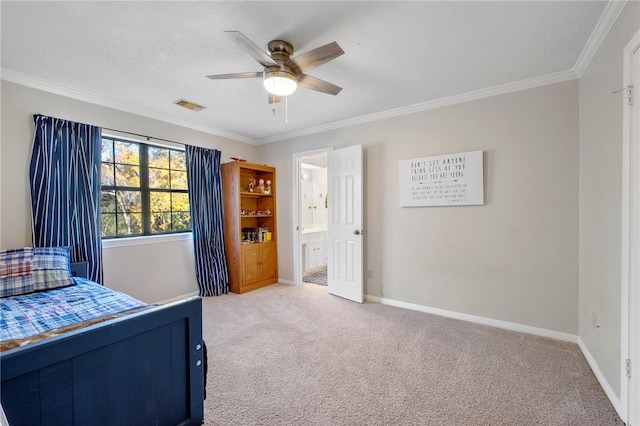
[622,28,640,426]
[327,145,363,303]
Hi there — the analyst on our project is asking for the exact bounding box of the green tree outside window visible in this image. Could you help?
[100,137,191,238]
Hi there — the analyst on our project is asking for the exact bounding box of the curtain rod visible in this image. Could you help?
[101,127,185,146]
[33,115,186,147]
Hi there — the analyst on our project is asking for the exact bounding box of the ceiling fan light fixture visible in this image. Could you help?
[263,70,297,97]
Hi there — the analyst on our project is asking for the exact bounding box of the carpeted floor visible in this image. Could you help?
[302,267,327,286]
[201,283,623,425]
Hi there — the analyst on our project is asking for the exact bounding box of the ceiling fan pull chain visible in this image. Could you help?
[285,96,289,126]
[272,92,276,115]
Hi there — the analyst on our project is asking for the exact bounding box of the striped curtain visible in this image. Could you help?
[29,115,103,283]
[185,145,229,296]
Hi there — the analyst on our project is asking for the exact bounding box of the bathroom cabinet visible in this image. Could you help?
[302,230,326,273]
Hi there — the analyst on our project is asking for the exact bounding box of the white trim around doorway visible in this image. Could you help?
[620,27,640,426]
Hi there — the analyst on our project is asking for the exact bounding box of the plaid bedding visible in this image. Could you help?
[0,278,147,342]
[0,248,35,297]
[0,248,32,278]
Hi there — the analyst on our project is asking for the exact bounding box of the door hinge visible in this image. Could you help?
[612,85,634,105]
[626,358,632,378]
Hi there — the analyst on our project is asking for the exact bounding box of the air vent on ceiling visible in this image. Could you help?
[174,99,206,112]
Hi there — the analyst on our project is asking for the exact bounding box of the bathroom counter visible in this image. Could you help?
[301,226,327,235]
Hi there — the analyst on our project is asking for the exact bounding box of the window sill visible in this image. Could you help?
[102,233,192,249]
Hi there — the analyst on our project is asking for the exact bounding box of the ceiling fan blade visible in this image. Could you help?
[297,74,342,96]
[285,41,344,74]
[268,94,282,104]
[225,31,277,68]
[206,71,263,80]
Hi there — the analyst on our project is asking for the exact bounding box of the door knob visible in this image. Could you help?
[354,230,361,235]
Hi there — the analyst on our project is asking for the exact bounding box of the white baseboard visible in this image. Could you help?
[577,337,624,421]
[278,279,296,286]
[157,291,199,305]
[365,294,577,343]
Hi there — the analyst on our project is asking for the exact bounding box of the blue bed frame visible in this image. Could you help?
[1,296,204,425]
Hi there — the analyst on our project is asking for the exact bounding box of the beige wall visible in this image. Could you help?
[579,1,639,400]
[259,80,580,334]
[0,80,258,302]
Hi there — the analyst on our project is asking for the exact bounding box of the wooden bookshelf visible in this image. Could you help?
[221,161,278,294]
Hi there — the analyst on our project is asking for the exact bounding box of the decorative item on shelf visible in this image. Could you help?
[264,180,272,195]
[243,210,272,216]
[242,227,263,243]
[248,176,256,192]
[257,178,265,194]
[259,227,270,242]
[230,156,247,162]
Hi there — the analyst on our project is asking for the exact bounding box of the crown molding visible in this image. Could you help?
[257,68,578,144]
[0,68,257,145]
[573,0,628,77]
[2,66,579,147]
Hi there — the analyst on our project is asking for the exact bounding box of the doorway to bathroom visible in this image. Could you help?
[293,149,330,286]
[301,154,328,285]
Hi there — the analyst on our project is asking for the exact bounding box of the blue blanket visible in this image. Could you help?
[1,278,147,342]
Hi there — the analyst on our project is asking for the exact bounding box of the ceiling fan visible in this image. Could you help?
[206,31,345,103]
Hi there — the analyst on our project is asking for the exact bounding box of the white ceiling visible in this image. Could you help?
[1,1,609,144]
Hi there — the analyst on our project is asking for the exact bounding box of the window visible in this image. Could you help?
[100,137,191,238]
